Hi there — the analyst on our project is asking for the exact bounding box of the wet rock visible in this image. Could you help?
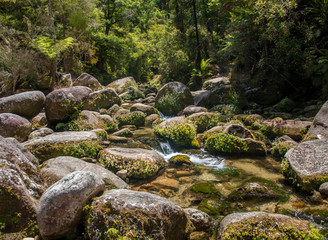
[23,131,101,162]
[168,155,193,167]
[0,136,44,232]
[282,139,328,192]
[305,100,328,140]
[0,113,32,142]
[184,208,212,231]
[319,182,328,195]
[28,127,54,140]
[99,147,166,179]
[218,212,322,240]
[179,105,208,116]
[73,73,102,91]
[130,103,158,116]
[115,111,146,127]
[155,81,193,116]
[83,88,121,111]
[0,91,46,119]
[271,135,298,158]
[45,86,91,124]
[37,171,105,239]
[41,156,128,188]
[106,76,138,94]
[66,110,118,133]
[187,112,225,133]
[85,189,188,240]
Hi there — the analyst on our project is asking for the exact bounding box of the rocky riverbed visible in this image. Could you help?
[0,74,328,239]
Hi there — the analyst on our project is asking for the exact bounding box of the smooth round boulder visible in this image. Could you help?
[282,139,328,192]
[0,90,45,119]
[85,189,188,240]
[179,105,208,116]
[223,124,253,139]
[37,171,105,239]
[319,182,328,195]
[218,212,322,240]
[73,73,102,91]
[0,113,32,142]
[41,156,129,189]
[45,86,92,124]
[83,88,121,111]
[0,136,44,232]
[155,82,193,116]
[105,76,137,94]
[98,147,167,179]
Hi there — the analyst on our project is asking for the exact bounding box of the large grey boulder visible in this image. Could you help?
[73,73,102,91]
[85,189,188,240]
[0,91,45,119]
[23,131,101,162]
[218,212,321,239]
[0,113,32,142]
[41,156,129,189]
[37,171,105,239]
[305,100,328,141]
[83,88,121,111]
[282,139,328,192]
[155,82,193,116]
[0,136,44,232]
[45,86,92,124]
[105,76,137,94]
[99,147,166,179]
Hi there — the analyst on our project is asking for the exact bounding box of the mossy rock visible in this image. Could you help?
[187,112,226,133]
[115,111,146,127]
[23,131,102,162]
[198,198,233,217]
[219,212,324,240]
[272,97,295,112]
[120,87,145,100]
[190,182,221,197]
[168,155,193,167]
[271,138,297,158]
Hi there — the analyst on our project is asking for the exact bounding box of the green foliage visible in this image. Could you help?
[115,111,146,127]
[187,113,225,133]
[155,90,182,116]
[205,133,249,154]
[34,36,74,60]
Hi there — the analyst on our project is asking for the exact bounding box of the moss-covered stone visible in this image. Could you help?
[204,133,248,154]
[187,112,226,133]
[198,198,232,217]
[272,97,296,112]
[190,182,221,197]
[115,111,146,127]
[168,155,193,167]
[272,140,297,158]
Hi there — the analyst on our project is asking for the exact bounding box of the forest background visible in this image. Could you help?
[1,0,327,104]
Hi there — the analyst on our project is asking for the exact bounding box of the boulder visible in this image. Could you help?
[218,212,322,239]
[111,128,133,137]
[0,91,45,119]
[73,73,102,91]
[193,90,219,108]
[119,86,145,100]
[202,77,230,90]
[179,105,208,116]
[41,156,129,188]
[83,88,121,111]
[106,76,138,94]
[184,208,212,231]
[0,113,32,142]
[305,100,328,140]
[271,135,298,158]
[0,136,44,232]
[56,72,72,88]
[85,189,188,240]
[28,127,54,140]
[23,131,101,162]
[253,120,311,140]
[98,147,167,179]
[319,182,328,195]
[222,124,253,139]
[37,171,105,239]
[155,82,194,116]
[187,112,224,133]
[31,112,48,129]
[66,110,118,133]
[282,139,328,192]
[115,111,146,127]
[130,103,158,116]
[145,114,161,127]
[45,86,92,124]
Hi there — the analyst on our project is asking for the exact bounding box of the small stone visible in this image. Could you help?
[176,170,192,177]
[151,178,179,191]
[310,191,323,204]
[116,170,128,180]
[319,182,328,195]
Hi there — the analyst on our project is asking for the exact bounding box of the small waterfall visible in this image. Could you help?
[159,140,174,155]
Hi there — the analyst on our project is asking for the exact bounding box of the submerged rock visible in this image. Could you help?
[218,212,323,239]
[41,156,129,189]
[85,189,188,240]
[0,90,45,119]
[99,147,167,179]
[23,131,101,162]
[282,139,328,192]
[155,81,193,116]
[0,113,32,142]
[0,136,44,232]
[37,171,105,239]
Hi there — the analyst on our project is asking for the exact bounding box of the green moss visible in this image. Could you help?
[155,90,183,116]
[222,215,323,240]
[272,98,296,112]
[187,113,226,133]
[190,182,221,196]
[121,88,145,100]
[198,198,232,217]
[154,123,198,148]
[115,111,146,127]
[168,155,193,166]
[272,142,293,158]
[204,133,248,154]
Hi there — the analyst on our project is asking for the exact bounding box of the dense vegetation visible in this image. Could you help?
[1,0,327,100]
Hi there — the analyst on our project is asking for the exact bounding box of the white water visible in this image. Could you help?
[155,140,226,170]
